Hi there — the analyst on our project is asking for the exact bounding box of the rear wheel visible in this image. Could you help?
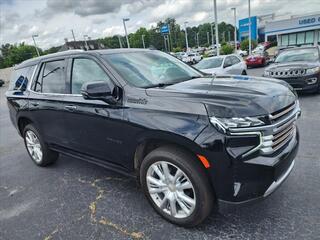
[23,124,58,166]
[140,146,214,227]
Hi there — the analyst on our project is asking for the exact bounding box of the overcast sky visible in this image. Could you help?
[0,0,319,49]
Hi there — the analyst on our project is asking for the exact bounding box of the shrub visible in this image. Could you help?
[240,39,257,51]
[221,44,234,55]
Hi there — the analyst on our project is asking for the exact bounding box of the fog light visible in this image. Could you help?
[306,78,318,85]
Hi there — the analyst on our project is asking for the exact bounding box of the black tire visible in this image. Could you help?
[140,146,214,227]
[241,70,247,75]
[23,124,58,166]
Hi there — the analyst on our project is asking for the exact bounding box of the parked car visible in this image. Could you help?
[264,46,320,92]
[246,51,270,68]
[172,52,184,60]
[6,49,300,227]
[0,79,4,87]
[204,49,217,57]
[181,52,202,64]
[236,49,248,57]
[194,54,247,75]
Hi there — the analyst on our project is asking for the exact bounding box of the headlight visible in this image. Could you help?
[210,116,265,132]
[306,66,320,75]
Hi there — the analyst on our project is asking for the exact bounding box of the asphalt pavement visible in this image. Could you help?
[1,67,320,240]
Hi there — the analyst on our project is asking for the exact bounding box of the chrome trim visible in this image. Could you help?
[229,131,262,157]
[269,102,296,121]
[263,160,295,197]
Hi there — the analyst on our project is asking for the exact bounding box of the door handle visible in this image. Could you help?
[64,105,77,111]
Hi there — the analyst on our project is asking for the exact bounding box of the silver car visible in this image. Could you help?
[194,54,247,75]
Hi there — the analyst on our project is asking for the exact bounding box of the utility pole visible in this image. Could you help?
[71,29,76,42]
[196,32,199,48]
[83,35,89,50]
[207,32,210,45]
[231,7,237,51]
[117,35,123,48]
[184,21,189,51]
[142,34,145,48]
[248,0,252,55]
[210,23,214,47]
[123,18,130,48]
[32,35,40,56]
[213,0,219,55]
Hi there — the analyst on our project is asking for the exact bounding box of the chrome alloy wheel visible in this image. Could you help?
[146,161,196,219]
[25,130,43,163]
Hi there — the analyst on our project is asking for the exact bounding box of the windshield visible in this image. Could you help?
[102,51,202,88]
[275,48,319,63]
[194,57,223,70]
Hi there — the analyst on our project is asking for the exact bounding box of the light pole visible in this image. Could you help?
[71,29,76,42]
[184,21,189,51]
[207,32,210,45]
[231,7,237,52]
[196,32,199,48]
[117,35,123,48]
[142,34,145,48]
[32,34,40,56]
[83,35,89,50]
[123,18,130,48]
[213,0,219,56]
[248,0,252,55]
[211,22,214,47]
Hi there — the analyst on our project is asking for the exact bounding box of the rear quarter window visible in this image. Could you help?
[8,65,36,91]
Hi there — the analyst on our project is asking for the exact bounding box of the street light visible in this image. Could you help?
[207,32,210,45]
[196,32,199,48]
[213,0,219,56]
[117,35,123,48]
[123,18,130,48]
[231,7,237,52]
[142,34,145,48]
[32,34,40,56]
[83,34,89,50]
[248,0,252,55]
[184,21,189,51]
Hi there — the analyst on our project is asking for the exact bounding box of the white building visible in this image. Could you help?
[264,12,320,47]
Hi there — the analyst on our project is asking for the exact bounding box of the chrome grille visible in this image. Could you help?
[269,69,306,78]
[229,101,300,156]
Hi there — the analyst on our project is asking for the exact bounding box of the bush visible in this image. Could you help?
[240,39,257,51]
[221,44,234,55]
[172,47,182,52]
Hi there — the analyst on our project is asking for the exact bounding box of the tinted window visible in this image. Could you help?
[194,57,223,69]
[275,48,319,63]
[9,65,36,91]
[71,58,111,94]
[102,51,201,88]
[224,57,233,67]
[231,56,241,65]
[40,60,66,93]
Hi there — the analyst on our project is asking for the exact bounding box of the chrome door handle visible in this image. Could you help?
[64,105,77,111]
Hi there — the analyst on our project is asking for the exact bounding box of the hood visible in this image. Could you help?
[266,61,320,71]
[145,76,296,118]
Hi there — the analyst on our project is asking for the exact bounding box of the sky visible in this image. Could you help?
[0,0,319,49]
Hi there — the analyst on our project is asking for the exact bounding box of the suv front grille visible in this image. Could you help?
[269,101,296,122]
[269,69,306,78]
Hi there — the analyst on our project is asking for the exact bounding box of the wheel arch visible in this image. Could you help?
[17,117,33,136]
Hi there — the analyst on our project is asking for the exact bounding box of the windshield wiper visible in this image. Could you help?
[144,83,174,89]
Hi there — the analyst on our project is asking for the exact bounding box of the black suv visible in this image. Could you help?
[6,49,300,227]
[264,46,320,92]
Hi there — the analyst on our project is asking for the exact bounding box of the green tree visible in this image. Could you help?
[240,39,257,51]
[221,44,234,55]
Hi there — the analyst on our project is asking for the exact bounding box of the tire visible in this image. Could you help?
[241,70,247,75]
[140,146,214,227]
[23,124,58,166]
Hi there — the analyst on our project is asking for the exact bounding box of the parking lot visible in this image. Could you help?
[1,67,320,240]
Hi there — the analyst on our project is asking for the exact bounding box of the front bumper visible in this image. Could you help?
[265,73,320,91]
[195,115,299,204]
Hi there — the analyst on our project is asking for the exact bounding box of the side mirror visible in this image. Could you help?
[81,81,117,104]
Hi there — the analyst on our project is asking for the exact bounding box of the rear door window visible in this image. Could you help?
[35,60,67,94]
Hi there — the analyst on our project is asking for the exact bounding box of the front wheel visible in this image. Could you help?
[140,146,214,227]
[23,124,58,166]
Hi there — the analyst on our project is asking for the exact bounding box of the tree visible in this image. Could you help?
[240,39,257,51]
[221,44,234,55]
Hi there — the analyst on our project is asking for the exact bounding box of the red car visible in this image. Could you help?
[245,52,269,68]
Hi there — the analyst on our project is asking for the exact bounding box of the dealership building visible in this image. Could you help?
[239,12,320,46]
